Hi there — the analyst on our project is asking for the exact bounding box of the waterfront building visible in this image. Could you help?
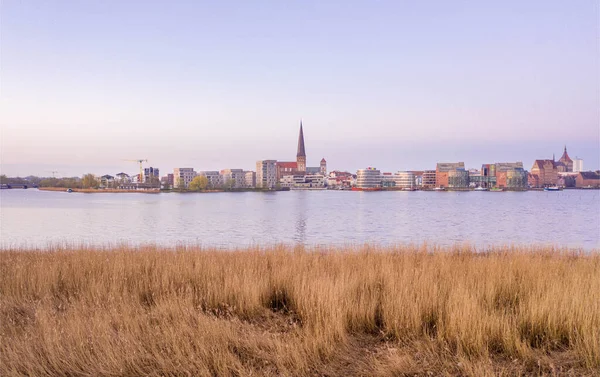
[276,122,306,178]
[327,171,354,188]
[99,175,114,188]
[422,170,436,188]
[447,169,469,190]
[220,169,246,189]
[115,172,130,184]
[355,168,382,189]
[275,122,326,180]
[160,174,174,189]
[280,174,325,189]
[173,168,196,189]
[393,171,416,190]
[575,171,600,188]
[530,159,558,187]
[244,171,256,188]
[497,168,528,190]
[573,158,584,173]
[197,171,223,189]
[256,160,278,189]
[556,146,574,172]
[320,158,327,175]
[435,162,465,188]
[557,172,578,188]
[143,167,160,184]
[381,172,394,187]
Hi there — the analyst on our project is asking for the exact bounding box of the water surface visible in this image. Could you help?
[1,189,599,249]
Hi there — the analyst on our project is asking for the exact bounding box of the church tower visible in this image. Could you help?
[296,121,306,172]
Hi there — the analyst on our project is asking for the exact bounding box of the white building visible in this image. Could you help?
[256,160,278,189]
[244,171,256,188]
[280,174,325,189]
[198,171,223,189]
[393,171,416,189]
[356,168,382,189]
[173,168,196,189]
[573,158,584,173]
[220,169,246,189]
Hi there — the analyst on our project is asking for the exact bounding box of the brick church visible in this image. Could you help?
[276,122,327,179]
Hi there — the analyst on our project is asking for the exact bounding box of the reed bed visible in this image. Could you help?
[1,244,599,376]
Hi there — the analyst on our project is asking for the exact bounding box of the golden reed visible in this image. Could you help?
[1,244,598,376]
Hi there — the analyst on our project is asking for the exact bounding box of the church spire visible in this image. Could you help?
[296,121,306,157]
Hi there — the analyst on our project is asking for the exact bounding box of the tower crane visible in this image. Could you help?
[123,159,148,182]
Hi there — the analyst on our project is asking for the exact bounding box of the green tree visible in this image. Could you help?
[189,176,208,191]
[82,174,99,189]
[176,178,186,191]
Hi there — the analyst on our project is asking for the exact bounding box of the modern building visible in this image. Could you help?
[477,162,527,190]
[573,158,584,173]
[143,167,160,184]
[256,160,278,189]
[392,171,416,190]
[556,146,573,172]
[530,160,558,187]
[355,168,382,189]
[115,172,130,184]
[435,162,465,188]
[576,172,600,188]
[381,172,395,188]
[99,175,114,188]
[220,169,246,189]
[280,174,325,189]
[447,169,470,190]
[497,168,528,190]
[422,170,436,188]
[244,171,256,188]
[160,174,174,189]
[197,171,223,189]
[173,168,196,189]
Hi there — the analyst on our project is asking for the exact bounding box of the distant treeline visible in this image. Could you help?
[1,174,98,189]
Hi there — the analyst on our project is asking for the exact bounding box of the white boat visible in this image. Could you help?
[434,187,445,191]
[474,186,488,191]
[544,186,561,191]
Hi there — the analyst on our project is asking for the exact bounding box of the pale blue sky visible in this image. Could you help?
[1,0,598,176]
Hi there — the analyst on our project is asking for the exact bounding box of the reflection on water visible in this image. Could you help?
[1,189,599,250]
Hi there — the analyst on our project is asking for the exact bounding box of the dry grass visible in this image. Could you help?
[1,244,599,376]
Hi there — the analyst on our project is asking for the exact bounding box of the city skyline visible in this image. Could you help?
[1,0,599,176]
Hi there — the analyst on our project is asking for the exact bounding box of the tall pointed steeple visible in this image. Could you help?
[297,121,306,157]
[296,121,306,172]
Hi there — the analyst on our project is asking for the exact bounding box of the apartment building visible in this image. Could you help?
[256,160,278,189]
[173,168,196,189]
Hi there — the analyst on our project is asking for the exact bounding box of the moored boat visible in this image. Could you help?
[474,186,488,191]
[544,186,561,191]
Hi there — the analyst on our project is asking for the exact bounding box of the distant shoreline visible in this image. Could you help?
[38,187,160,194]
[26,186,600,194]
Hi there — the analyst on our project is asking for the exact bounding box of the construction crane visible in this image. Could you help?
[123,159,148,182]
[46,171,59,178]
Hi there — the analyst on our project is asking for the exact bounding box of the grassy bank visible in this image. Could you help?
[1,245,599,376]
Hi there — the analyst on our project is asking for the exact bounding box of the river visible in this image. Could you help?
[1,189,599,250]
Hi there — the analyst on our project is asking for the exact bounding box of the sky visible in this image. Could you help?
[1,0,599,177]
